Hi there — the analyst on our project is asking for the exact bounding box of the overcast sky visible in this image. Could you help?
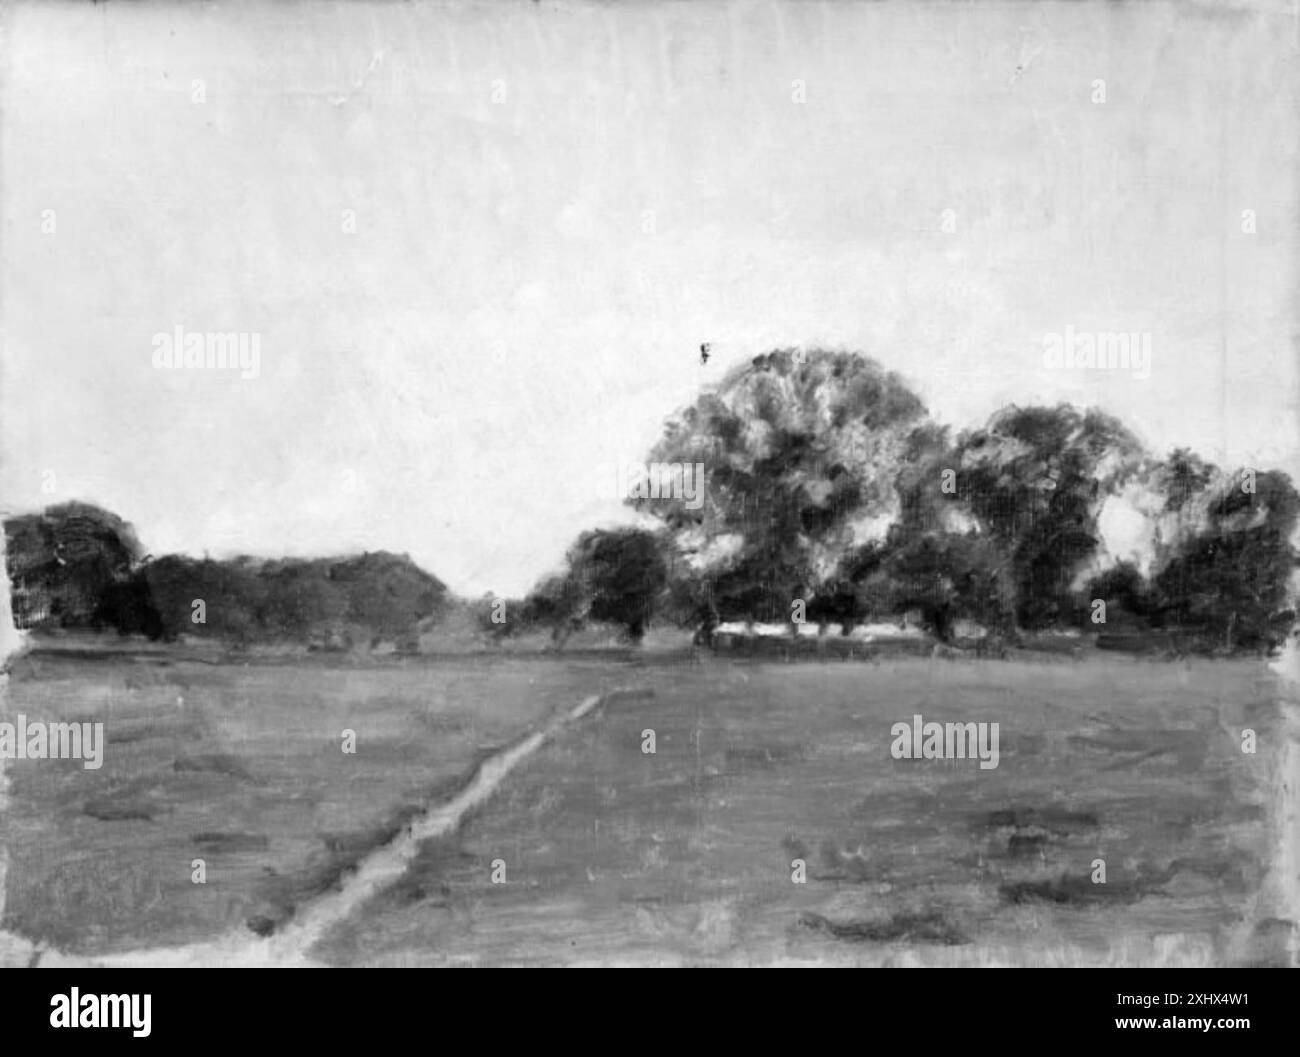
[2,0,1296,596]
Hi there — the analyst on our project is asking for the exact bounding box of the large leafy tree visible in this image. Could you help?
[954,404,1145,629]
[3,502,149,630]
[567,528,668,643]
[818,418,1020,641]
[524,528,668,647]
[1150,467,1299,651]
[633,349,932,638]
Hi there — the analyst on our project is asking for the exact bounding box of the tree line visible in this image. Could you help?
[6,349,1297,655]
[4,503,446,651]
[502,350,1298,655]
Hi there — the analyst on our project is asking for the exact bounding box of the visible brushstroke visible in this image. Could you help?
[798,909,967,946]
[2,507,447,653]
[516,528,668,648]
[24,687,644,968]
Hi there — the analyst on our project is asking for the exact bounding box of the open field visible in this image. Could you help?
[2,646,1295,966]
[0,647,629,953]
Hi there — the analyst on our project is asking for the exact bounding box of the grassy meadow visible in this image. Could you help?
[1,642,1294,966]
[1,645,627,953]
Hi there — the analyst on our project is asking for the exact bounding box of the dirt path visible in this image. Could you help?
[18,688,643,968]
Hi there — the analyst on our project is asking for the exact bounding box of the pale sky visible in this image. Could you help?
[2,0,1297,596]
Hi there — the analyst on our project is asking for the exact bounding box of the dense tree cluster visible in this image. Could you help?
[538,350,1297,655]
[4,504,446,651]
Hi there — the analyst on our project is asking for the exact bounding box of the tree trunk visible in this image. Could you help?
[929,605,955,645]
[552,621,572,651]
